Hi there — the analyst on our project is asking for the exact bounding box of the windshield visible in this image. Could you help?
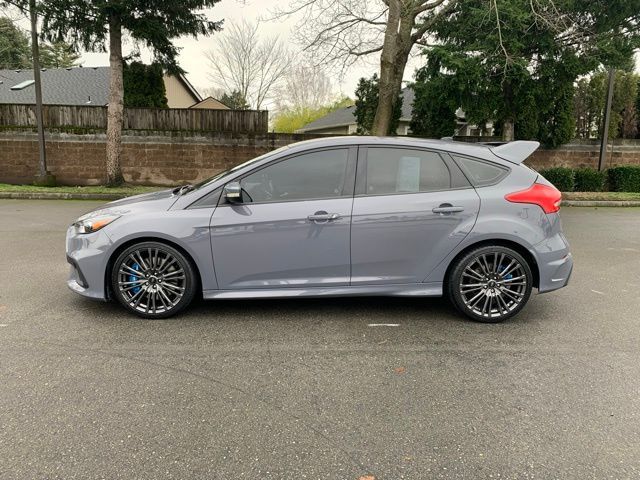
[192,145,291,190]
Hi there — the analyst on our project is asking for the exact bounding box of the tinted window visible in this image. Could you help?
[188,188,221,209]
[240,149,350,203]
[454,155,509,187]
[365,148,451,195]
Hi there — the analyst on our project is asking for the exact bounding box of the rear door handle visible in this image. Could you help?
[432,204,465,214]
[307,212,341,223]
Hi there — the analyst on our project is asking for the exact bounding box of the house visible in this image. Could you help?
[190,96,230,110]
[0,67,222,109]
[297,87,415,135]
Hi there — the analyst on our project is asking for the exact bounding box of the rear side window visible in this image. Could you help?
[453,155,509,187]
[365,148,452,195]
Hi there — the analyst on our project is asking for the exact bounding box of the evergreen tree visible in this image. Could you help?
[123,61,168,108]
[219,90,250,110]
[39,41,80,68]
[354,74,401,135]
[4,0,222,185]
[0,17,31,69]
[412,0,640,147]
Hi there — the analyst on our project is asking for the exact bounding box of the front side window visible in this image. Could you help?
[365,148,451,195]
[239,149,350,203]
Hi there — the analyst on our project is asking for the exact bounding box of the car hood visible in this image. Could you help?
[105,188,177,208]
[78,188,179,219]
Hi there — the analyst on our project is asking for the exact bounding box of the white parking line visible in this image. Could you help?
[368,323,400,327]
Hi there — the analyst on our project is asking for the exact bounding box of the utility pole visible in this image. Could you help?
[598,68,615,172]
[29,0,55,186]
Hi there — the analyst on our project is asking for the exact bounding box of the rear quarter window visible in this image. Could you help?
[453,155,509,187]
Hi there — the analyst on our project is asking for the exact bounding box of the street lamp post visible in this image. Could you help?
[29,0,55,186]
[598,68,616,172]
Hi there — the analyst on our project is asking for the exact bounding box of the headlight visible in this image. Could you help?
[74,214,120,234]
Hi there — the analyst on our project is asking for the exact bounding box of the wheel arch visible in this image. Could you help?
[443,239,540,290]
[104,236,203,300]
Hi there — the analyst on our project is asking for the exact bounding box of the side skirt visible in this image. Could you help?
[203,283,443,300]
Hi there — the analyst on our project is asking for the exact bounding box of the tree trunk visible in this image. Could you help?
[371,2,411,136]
[106,14,125,186]
[501,80,515,142]
[503,120,515,141]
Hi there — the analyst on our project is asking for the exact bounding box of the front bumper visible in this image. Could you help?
[65,225,112,301]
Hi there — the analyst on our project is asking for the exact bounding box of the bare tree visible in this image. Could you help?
[274,63,336,112]
[272,0,458,135]
[206,20,292,110]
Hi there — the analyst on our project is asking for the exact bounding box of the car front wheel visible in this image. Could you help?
[111,241,197,319]
[447,245,533,323]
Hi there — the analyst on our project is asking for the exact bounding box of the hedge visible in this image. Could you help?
[538,167,575,192]
[573,168,606,192]
[608,166,640,192]
[537,166,640,192]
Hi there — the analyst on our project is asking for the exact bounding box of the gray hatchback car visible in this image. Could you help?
[66,137,572,322]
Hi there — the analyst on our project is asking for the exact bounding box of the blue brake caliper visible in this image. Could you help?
[129,263,141,295]
[498,264,513,281]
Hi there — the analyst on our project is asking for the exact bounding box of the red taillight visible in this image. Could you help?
[505,183,562,214]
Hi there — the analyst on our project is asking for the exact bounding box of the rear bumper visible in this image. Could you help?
[533,233,573,293]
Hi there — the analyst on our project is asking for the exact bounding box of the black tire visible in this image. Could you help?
[111,241,197,319]
[447,245,533,323]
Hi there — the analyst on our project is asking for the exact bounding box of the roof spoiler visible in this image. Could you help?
[491,141,540,164]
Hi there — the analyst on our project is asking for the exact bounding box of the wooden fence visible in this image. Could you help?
[0,103,269,134]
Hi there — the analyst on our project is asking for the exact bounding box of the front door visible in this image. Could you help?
[351,147,480,285]
[210,147,356,290]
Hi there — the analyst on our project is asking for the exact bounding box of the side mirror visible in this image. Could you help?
[224,182,242,202]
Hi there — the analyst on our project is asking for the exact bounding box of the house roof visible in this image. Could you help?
[0,66,202,107]
[298,86,415,133]
[190,96,229,110]
[0,67,110,105]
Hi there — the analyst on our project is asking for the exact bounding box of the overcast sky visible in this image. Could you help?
[78,0,420,109]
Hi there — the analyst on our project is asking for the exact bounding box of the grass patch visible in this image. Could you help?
[563,191,640,201]
[0,183,162,195]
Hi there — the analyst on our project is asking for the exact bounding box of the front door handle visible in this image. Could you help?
[432,204,465,214]
[307,211,341,223]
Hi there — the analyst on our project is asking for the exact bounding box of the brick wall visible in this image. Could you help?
[1,131,640,186]
[0,130,321,186]
[529,140,640,170]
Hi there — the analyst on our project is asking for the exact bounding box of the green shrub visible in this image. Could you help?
[608,166,640,192]
[573,168,606,192]
[538,167,575,192]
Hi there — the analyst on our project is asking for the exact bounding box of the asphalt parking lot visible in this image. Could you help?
[1,200,639,479]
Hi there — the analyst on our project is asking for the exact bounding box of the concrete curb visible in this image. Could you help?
[1,191,640,206]
[0,192,126,201]
[562,200,640,207]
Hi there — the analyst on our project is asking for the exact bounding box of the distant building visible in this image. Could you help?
[0,67,224,109]
[297,87,415,135]
[190,96,230,110]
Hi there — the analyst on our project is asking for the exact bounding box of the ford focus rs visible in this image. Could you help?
[66,137,572,322]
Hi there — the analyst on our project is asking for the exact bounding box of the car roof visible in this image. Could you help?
[286,136,499,161]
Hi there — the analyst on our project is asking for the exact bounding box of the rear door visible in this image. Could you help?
[350,147,480,285]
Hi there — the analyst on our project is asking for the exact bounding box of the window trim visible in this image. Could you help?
[355,146,472,198]
[450,153,511,188]
[217,146,358,207]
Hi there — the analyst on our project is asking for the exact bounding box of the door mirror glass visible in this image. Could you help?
[224,182,242,202]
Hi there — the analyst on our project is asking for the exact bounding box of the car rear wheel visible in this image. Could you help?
[111,241,197,319]
[447,245,533,323]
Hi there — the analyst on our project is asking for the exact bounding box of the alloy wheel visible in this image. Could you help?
[458,251,528,320]
[116,247,187,315]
